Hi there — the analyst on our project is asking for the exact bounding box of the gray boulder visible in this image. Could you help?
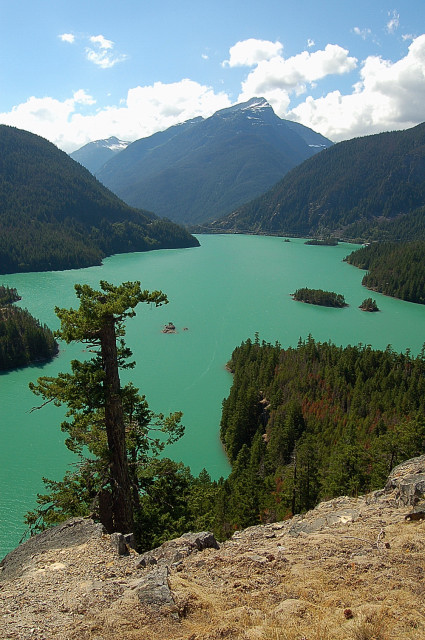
[385,455,425,506]
[0,518,105,581]
[137,531,219,569]
[135,565,177,613]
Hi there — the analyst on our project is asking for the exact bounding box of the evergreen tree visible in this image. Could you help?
[217,336,425,533]
[359,298,379,312]
[292,288,347,307]
[346,241,425,304]
[28,281,183,541]
[0,285,20,305]
[0,305,57,371]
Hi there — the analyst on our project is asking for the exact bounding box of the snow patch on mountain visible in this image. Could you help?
[241,97,271,111]
[96,137,130,151]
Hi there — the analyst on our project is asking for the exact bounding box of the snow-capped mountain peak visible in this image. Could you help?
[70,136,130,174]
[95,137,130,151]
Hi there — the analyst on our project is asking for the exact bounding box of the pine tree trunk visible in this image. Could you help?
[100,317,134,534]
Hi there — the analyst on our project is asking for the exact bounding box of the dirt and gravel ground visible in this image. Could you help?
[1,460,425,640]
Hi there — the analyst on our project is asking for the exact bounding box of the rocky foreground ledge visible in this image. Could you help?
[1,456,425,640]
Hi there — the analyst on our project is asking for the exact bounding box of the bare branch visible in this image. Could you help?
[344,527,389,552]
[29,398,54,413]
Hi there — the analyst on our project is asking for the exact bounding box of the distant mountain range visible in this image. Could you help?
[70,136,130,174]
[77,98,332,226]
[0,126,198,274]
[201,121,425,241]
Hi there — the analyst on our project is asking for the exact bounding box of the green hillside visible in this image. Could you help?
[217,336,425,529]
[203,122,425,240]
[0,126,199,274]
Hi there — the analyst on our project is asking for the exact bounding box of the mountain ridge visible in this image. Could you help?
[94,98,333,226]
[0,125,199,274]
[70,136,130,174]
[201,121,425,239]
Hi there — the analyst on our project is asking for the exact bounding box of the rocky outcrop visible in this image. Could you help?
[162,322,176,334]
[133,566,177,615]
[385,454,425,506]
[136,531,220,569]
[133,532,221,617]
[1,457,425,639]
[287,505,360,537]
[0,517,105,581]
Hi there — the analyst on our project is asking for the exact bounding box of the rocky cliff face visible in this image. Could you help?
[1,456,425,640]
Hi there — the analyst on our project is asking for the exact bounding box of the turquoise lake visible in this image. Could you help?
[1,234,425,558]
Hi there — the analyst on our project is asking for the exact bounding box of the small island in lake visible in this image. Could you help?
[162,322,177,334]
[359,297,380,312]
[292,287,347,308]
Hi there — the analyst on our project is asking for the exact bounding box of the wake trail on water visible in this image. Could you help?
[183,338,219,392]
[183,310,228,392]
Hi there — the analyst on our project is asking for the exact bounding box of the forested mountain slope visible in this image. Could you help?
[96,98,332,226]
[0,126,198,274]
[218,336,425,530]
[203,122,425,240]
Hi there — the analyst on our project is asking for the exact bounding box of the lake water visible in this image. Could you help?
[1,234,425,558]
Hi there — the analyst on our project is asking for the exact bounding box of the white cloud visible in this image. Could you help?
[4,33,425,152]
[307,39,315,48]
[0,91,96,150]
[72,89,96,106]
[387,10,400,34]
[58,32,127,69]
[286,34,425,141]
[222,38,283,67]
[0,81,230,152]
[85,34,127,69]
[353,26,372,40]
[238,44,357,108]
[125,80,230,130]
[59,33,75,44]
[89,34,114,49]
[85,48,125,69]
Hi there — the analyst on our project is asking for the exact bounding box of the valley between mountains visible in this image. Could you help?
[1,92,425,640]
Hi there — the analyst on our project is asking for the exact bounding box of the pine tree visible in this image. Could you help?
[28,281,183,540]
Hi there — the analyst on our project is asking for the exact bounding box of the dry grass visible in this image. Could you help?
[2,494,425,639]
[163,515,425,640]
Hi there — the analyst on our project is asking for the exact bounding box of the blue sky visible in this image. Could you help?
[1,0,424,151]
